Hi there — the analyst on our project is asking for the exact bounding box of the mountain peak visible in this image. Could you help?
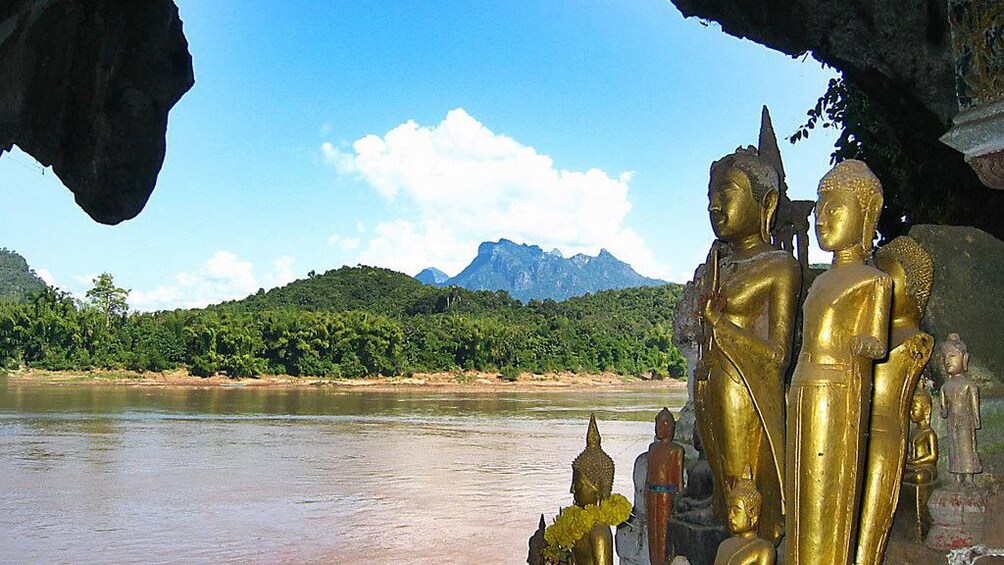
[439,240,665,301]
[415,267,450,286]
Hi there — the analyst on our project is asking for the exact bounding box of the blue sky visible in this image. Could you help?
[0,1,839,310]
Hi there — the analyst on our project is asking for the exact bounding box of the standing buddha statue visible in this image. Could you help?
[712,466,776,565]
[939,333,982,485]
[856,235,935,565]
[694,109,801,544]
[785,160,892,565]
[646,408,685,565]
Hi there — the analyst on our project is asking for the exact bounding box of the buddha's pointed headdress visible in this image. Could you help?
[572,413,615,499]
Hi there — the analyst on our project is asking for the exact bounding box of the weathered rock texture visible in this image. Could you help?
[910,224,1004,385]
[0,0,194,224]
[670,0,1004,240]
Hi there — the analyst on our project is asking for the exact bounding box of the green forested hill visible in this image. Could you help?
[1,264,687,379]
[0,248,46,301]
[228,266,433,315]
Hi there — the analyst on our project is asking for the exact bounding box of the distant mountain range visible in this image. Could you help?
[415,239,666,302]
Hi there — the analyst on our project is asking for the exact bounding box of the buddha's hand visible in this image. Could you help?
[905,333,934,363]
[851,335,884,359]
[701,292,725,326]
[701,245,725,326]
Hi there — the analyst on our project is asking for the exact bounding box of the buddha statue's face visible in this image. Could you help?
[910,397,930,424]
[571,469,600,507]
[815,188,864,252]
[709,168,760,242]
[943,347,968,376]
[655,415,674,441]
[727,496,757,535]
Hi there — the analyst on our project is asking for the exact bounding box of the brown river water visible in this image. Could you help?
[0,379,687,564]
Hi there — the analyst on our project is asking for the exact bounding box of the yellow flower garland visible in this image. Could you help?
[544,494,632,552]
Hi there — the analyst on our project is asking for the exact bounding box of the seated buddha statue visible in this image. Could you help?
[904,385,938,485]
[713,466,775,565]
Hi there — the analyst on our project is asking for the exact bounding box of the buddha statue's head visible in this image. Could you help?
[874,236,934,320]
[815,160,883,254]
[726,465,762,536]
[655,407,675,441]
[708,147,780,244]
[939,333,969,377]
[910,385,934,426]
[571,414,615,507]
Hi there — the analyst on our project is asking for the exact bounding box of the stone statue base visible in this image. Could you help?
[667,513,729,565]
[926,486,996,549]
[893,479,937,542]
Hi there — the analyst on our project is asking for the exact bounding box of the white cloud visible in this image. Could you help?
[323,108,674,279]
[326,234,362,251]
[35,268,57,287]
[271,256,296,288]
[129,251,297,311]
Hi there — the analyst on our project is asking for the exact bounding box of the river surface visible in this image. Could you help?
[0,379,687,564]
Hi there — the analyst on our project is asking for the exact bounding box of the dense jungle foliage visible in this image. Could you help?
[0,265,687,379]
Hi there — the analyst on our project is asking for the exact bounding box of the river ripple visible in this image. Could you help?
[0,382,686,564]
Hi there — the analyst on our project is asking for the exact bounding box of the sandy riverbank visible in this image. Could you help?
[4,368,689,393]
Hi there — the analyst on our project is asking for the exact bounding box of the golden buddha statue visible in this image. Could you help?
[905,384,939,485]
[902,384,939,541]
[855,236,935,565]
[694,111,801,544]
[938,333,983,485]
[713,466,776,565]
[570,414,615,565]
[785,160,892,565]
[646,408,685,565]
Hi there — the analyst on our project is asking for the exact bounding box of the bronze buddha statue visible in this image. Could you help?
[939,333,982,485]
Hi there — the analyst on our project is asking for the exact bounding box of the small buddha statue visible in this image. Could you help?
[679,428,714,513]
[856,235,935,565]
[570,414,616,565]
[785,160,892,565]
[713,467,776,565]
[647,408,686,565]
[904,384,939,485]
[902,384,940,541]
[938,333,982,486]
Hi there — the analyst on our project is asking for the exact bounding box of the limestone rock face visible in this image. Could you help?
[668,0,1004,239]
[670,0,958,123]
[910,224,1004,384]
[0,0,194,224]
